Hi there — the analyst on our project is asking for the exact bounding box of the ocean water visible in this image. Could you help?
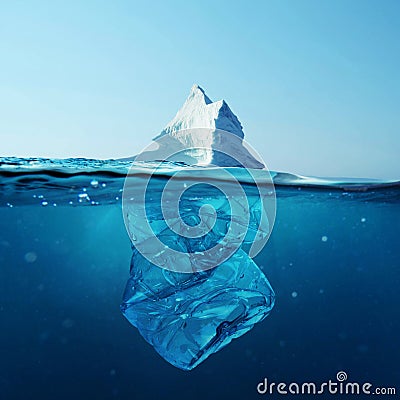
[0,157,399,399]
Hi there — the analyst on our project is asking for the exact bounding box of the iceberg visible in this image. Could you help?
[121,248,274,370]
[155,84,245,139]
[125,85,265,169]
[121,85,276,370]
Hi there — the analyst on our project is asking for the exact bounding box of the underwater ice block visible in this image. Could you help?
[121,247,274,370]
[121,181,275,370]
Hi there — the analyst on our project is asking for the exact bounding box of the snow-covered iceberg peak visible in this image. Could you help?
[155,84,245,139]
[130,85,265,169]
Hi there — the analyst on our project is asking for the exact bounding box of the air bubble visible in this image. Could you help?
[78,193,90,202]
[24,252,37,263]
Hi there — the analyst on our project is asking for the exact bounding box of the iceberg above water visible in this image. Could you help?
[121,85,276,370]
[126,85,265,169]
[155,84,245,140]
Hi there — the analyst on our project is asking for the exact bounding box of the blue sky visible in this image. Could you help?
[0,0,399,179]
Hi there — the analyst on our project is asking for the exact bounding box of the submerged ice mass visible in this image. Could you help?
[121,171,275,370]
[120,85,276,370]
[121,249,274,370]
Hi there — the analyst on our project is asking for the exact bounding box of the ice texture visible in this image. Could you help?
[155,84,245,139]
[121,179,275,370]
[121,248,274,370]
[124,85,264,168]
[120,85,275,370]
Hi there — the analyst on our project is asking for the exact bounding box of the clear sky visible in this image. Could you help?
[0,0,399,179]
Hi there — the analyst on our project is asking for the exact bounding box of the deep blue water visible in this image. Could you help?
[0,158,399,399]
